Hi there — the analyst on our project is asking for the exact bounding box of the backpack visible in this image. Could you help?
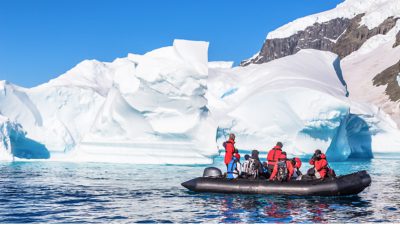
[276,160,288,182]
[242,158,258,179]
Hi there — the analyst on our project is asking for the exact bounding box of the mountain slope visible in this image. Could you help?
[241,0,400,128]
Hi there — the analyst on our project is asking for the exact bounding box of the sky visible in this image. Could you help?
[0,0,344,88]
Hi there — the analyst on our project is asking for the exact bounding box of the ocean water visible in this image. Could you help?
[0,153,399,223]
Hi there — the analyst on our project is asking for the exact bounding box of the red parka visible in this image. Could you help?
[309,153,328,178]
[267,146,282,167]
[269,156,294,181]
[224,139,235,165]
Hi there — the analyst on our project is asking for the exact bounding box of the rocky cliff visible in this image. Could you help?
[241,14,398,65]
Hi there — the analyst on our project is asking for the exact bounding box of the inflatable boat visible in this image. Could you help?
[181,167,371,196]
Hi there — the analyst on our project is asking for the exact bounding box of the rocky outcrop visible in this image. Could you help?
[334,16,399,58]
[241,17,352,65]
[242,14,399,66]
[394,31,400,48]
[373,60,400,102]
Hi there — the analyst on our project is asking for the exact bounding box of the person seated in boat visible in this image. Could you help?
[241,154,251,178]
[266,142,283,173]
[290,157,303,180]
[308,149,335,179]
[262,161,270,178]
[234,148,240,163]
[251,149,266,178]
[241,150,263,179]
[269,152,294,182]
[223,133,236,170]
[227,151,241,179]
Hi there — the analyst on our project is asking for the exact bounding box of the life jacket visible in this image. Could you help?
[276,160,289,182]
[227,157,240,179]
[310,154,329,179]
[223,139,235,165]
[267,146,282,166]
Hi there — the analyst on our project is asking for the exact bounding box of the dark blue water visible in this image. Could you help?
[0,153,399,223]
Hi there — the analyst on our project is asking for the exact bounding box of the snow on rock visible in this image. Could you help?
[342,21,400,126]
[267,0,400,39]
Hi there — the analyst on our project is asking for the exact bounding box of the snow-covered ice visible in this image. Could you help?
[1,38,400,164]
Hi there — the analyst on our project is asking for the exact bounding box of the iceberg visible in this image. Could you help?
[0,40,399,164]
[0,114,49,161]
[0,40,217,164]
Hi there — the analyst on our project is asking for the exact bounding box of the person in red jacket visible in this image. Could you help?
[309,149,328,179]
[234,148,240,163]
[223,133,236,169]
[291,157,303,180]
[266,142,283,173]
[269,152,294,181]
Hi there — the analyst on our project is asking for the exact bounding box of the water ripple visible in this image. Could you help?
[0,155,399,223]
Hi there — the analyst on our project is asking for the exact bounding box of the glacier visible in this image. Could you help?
[1,39,400,164]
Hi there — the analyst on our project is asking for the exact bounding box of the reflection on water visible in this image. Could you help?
[0,153,399,223]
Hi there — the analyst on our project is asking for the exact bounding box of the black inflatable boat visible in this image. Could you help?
[181,167,371,196]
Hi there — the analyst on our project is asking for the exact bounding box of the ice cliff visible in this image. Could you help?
[1,38,400,164]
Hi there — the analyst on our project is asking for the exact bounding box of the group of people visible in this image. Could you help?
[223,133,335,181]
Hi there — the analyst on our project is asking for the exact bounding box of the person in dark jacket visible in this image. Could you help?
[251,149,264,178]
[266,142,283,173]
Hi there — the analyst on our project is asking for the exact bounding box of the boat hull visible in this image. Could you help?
[181,170,371,196]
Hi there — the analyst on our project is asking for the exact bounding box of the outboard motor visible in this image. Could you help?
[203,167,222,178]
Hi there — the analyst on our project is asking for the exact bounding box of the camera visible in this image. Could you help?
[312,153,321,160]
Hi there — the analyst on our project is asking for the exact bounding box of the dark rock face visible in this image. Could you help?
[373,60,400,102]
[241,17,352,65]
[333,16,398,58]
[394,31,400,48]
[242,14,399,66]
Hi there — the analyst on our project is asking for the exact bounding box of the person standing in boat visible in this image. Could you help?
[223,133,236,170]
[266,142,283,173]
[269,152,294,182]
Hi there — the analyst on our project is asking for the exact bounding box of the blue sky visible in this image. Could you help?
[0,0,343,87]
